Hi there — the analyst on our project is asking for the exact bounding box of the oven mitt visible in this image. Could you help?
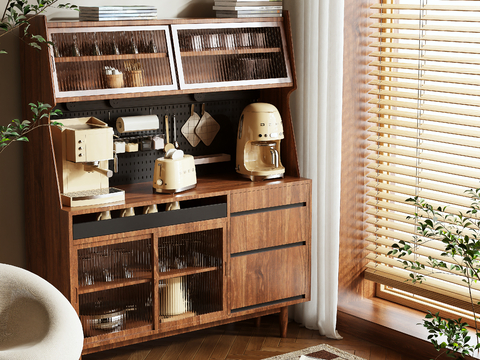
[194,104,220,146]
[181,104,201,147]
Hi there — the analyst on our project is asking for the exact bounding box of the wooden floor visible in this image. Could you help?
[83,314,407,360]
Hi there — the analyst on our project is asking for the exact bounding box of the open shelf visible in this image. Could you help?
[79,281,153,339]
[83,321,152,344]
[180,47,281,57]
[55,53,168,63]
[158,266,218,281]
[72,200,227,240]
[159,311,196,323]
[79,270,152,294]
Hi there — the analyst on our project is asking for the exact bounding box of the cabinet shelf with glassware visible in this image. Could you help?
[73,212,227,351]
[24,16,293,104]
[75,235,155,340]
[171,21,292,90]
[21,12,311,357]
[48,24,178,100]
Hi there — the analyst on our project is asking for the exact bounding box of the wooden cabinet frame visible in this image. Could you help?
[20,12,311,356]
[48,25,178,100]
[171,21,293,90]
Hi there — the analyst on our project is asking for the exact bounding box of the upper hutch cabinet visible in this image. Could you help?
[38,18,293,104]
[48,25,178,101]
[171,22,292,90]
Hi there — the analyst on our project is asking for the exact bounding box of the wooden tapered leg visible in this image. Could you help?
[279,307,288,338]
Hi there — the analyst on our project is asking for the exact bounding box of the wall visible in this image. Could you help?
[0,0,214,267]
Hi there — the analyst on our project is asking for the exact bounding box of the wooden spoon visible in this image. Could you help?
[164,115,175,152]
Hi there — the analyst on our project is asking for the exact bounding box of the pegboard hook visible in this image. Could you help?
[191,104,195,116]
[201,103,205,116]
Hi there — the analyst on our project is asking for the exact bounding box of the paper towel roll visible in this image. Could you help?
[116,115,160,133]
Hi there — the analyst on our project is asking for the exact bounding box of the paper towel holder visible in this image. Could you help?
[116,115,160,133]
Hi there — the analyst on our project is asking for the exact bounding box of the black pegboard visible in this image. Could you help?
[55,91,259,185]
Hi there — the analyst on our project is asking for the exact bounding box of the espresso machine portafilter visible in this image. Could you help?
[236,103,285,181]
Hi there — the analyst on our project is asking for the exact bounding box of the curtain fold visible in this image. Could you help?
[284,0,344,339]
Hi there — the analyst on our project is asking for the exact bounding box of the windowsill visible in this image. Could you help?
[337,297,479,360]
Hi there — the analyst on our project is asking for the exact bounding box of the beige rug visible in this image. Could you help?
[263,344,366,360]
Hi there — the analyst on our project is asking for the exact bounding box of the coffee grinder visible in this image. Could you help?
[236,103,285,181]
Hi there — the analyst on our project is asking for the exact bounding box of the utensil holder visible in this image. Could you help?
[106,74,124,88]
[125,70,144,87]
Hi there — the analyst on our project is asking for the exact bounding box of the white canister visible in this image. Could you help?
[159,277,187,316]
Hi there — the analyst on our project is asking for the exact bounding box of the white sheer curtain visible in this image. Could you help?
[284,0,344,339]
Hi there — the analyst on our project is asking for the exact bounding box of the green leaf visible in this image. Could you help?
[28,42,42,50]
[30,34,46,42]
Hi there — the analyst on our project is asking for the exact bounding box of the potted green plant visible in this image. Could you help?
[0,0,76,154]
[389,189,480,359]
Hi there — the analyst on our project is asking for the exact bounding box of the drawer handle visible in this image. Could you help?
[230,202,306,217]
[231,241,305,258]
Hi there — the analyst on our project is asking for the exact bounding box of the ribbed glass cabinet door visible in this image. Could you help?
[48,25,177,100]
[157,228,224,323]
[77,237,153,338]
[171,22,293,90]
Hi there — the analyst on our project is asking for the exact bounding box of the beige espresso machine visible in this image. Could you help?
[52,117,125,207]
[236,103,285,181]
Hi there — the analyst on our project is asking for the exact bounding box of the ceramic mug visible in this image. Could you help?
[97,210,111,221]
[165,201,180,211]
[143,204,158,214]
[120,207,135,217]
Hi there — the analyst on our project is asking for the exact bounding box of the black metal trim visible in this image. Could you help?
[73,203,226,240]
[230,202,306,217]
[230,241,306,258]
[231,295,305,313]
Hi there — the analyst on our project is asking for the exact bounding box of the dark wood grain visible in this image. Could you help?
[229,180,310,213]
[21,16,71,298]
[21,12,312,357]
[83,313,410,360]
[279,307,288,338]
[260,11,299,178]
[230,206,308,253]
[81,308,289,355]
[64,176,310,215]
[54,82,294,104]
[47,17,284,29]
[230,244,308,310]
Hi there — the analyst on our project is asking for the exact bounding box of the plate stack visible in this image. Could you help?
[79,6,157,21]
[213,0,283,18]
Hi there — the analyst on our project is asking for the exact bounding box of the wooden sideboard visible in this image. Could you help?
[20,12,311,356]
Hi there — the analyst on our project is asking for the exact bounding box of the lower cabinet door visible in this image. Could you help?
[229,243,308,311]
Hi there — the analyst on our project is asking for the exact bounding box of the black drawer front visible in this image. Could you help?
[73,203,227,240]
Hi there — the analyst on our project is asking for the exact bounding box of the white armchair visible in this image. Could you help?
[0,263,84,360]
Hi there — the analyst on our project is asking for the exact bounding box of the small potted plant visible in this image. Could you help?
[0,0,77,154]
[390,189,480,359]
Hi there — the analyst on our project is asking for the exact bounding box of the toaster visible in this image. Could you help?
[152,154,197,194]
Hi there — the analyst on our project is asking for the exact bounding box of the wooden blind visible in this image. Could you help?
[366,0,480,312]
